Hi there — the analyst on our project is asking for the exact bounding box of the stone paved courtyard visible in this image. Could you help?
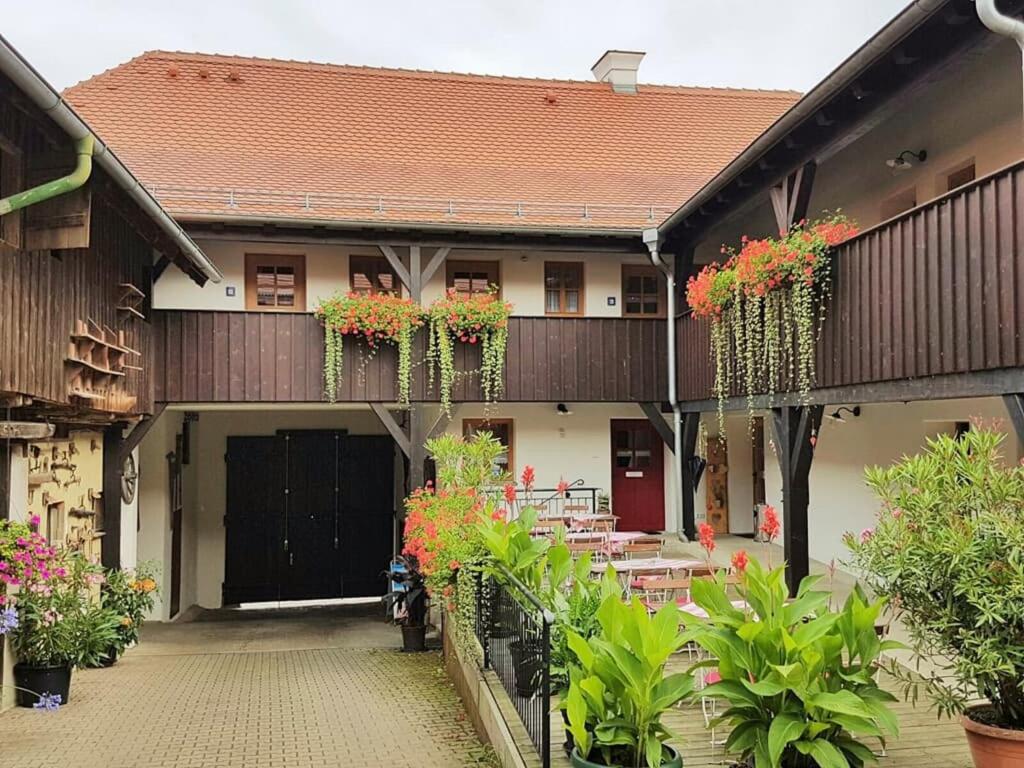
[0,605,495,768]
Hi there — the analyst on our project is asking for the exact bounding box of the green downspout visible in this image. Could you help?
[0,134,94,216]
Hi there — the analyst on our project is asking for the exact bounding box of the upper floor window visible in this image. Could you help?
[880,187,917,221]
[350,255,399,295]
[245,253,306,311]
[945,162,976,193]
[447,260,499,298]
[544,262,584,316]
[621,265,665,318]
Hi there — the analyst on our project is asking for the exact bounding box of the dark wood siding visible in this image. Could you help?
[0,195,155,415]
[153,313,668,404]
[677,160,1024,403]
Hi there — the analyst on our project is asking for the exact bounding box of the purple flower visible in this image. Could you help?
[32,693,62,711]
[0,606,17,635]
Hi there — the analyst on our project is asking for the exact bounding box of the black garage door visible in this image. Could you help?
[223,431,394,604]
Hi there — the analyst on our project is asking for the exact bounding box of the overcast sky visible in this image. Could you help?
[5,0,910,92]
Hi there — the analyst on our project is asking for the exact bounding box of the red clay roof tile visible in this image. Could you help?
[65,51,800,232]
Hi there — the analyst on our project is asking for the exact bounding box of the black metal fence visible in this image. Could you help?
[474,566,553,768]
[507,482,602,520]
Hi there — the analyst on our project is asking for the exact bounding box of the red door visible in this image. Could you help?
[610,420,665,531]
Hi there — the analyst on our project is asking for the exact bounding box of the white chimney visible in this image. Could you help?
[591,50,645,94]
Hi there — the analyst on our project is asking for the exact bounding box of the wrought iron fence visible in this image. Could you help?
[474,565,553,768]
[506,481,601,520]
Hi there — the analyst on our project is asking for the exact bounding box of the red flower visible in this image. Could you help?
[503,483,517,504]
[731,549,749,573]
[760,505,781,542]
[521,465,535,491]
[698,522,716,555]
[556,477,569,497]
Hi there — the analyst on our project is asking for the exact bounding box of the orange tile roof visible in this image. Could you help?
[65,51,800,233]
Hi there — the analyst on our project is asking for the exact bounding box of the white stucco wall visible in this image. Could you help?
[137,410,182,620]
[155,241,652,319]
[709,397,1022,568]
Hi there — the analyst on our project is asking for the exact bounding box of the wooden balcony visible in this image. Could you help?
[677,160,1024,407]
[153,312,667,404]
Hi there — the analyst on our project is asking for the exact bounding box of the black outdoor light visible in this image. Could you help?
[826,406,862,423]
[886,149,927,172]
[556,403,573,416]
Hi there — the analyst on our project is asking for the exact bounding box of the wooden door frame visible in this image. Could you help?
[609,418,666,531]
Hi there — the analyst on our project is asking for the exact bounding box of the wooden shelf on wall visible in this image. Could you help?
[65,319,142,411]
[117,283,146,321]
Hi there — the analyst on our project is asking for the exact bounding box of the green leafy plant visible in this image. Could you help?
[565,594,694,767]
[681,557,900,768]
[102,562,159,655]
[686,214,858,432]
[314,291,425,404]
[846,428,1024,728]
[427,287,511,415]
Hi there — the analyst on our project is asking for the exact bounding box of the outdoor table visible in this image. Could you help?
[679,599,749,620]
[590,557,703,575]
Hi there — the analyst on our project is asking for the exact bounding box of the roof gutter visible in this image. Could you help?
[658,0,949,237]
[0,35,222,283]
[976,0,1024,128]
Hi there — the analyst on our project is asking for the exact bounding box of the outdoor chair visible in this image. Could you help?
[622,541,662,559]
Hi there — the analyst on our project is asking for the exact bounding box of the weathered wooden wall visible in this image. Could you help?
[677,160,1024,404]
[152,313,668,404]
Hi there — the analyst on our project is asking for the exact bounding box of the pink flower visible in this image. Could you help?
[891,508,903,519]
[860,528,874,543]
[28,515,40,529]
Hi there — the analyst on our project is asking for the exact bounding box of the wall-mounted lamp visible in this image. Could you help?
[886,149,927,173]
[826,406,862,423]
[556,403,573,416]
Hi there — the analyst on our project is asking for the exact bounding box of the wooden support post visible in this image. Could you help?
[680,412,700,540]
[377,243,450,303]
[771,405,823,596]
[377,244,412,293]
[408,405,426,495]
[369,403,411,458]
[769,162,817,234]
[153,254,172,282]
[1003,394,1024,445]
[427,405,457,441]
[421,246,452,287]
[0,439,10,521]
[409,245,422,302]
[639,403,674,449]
[101,425,125,570]
[117,404,166,465]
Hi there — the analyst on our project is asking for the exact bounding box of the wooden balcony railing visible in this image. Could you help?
[153,312,667,404]
[677,159,1024,405]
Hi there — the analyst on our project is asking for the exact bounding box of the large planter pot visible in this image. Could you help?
[570,744,682,768]
[13,663,73,708]
[962,705,1024,767]
[97,648,120,668]
[562,707,575,755]
[401,624,427,652]
[510,638,543,697]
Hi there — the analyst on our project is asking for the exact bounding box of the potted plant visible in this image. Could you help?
[564,594,693,767]
[95,563,159,666]
[681,556,900,768]
[846,428,1024,767]
[385,555,430,652]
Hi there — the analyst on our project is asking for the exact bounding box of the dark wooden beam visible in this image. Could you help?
[678,368,1024,413]
[369,403,411,458]
[152,255,172,283]
[640,402,674,450]
[680,412,701,540]
[118,404,167,465]
[101,426,124,570]
[408,405,427,496]
[1003,394,1024,444]
[0,439,10,521]
[0,422,55,440]
[427,406,457,441]
[771,405,823,597]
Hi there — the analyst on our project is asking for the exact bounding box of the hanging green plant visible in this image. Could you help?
[314,292,425,404]
[426,287,511,416]
[685,213,858,432]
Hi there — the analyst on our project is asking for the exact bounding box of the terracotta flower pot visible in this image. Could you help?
[962,706,1024,767]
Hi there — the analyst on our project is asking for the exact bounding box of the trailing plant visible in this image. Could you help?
[846,428,1024,728]
[686,214,858,432]
[427,288,511,415]
[314,291,425,404]
[681,557,900,768]
[564,594,694,767]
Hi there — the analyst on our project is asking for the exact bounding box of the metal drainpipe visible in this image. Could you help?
[0,135,93,216]
[976,0,1024,129]
[643,228,688,541]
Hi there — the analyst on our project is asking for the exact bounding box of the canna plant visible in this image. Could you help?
[564,595,694,768]
[680,558,900,768]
